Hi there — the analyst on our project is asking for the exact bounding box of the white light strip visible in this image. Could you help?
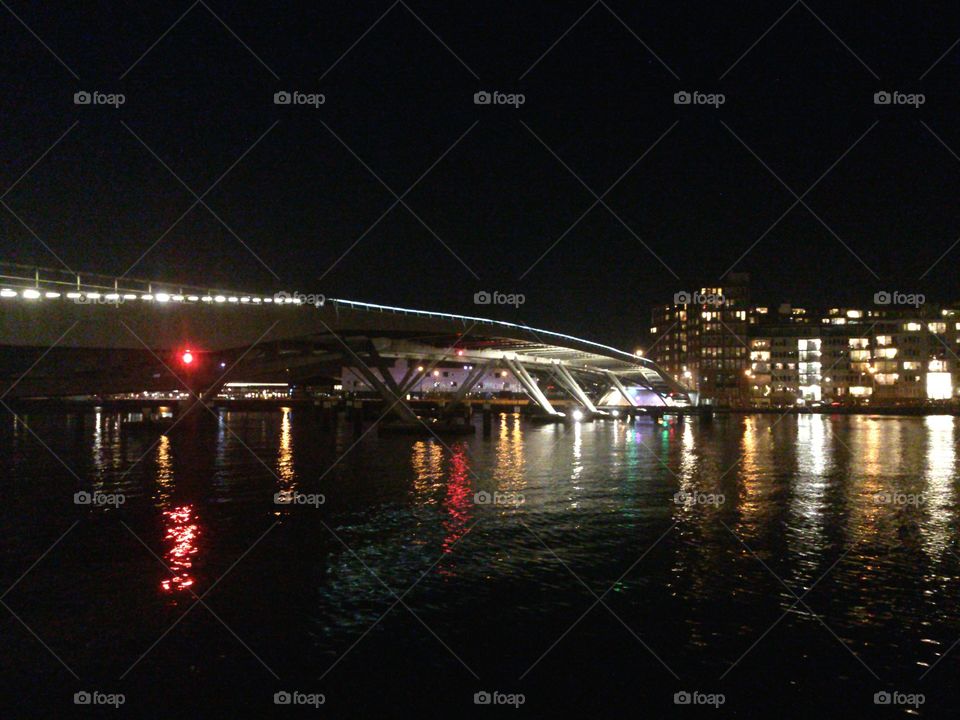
[326,298,654,365]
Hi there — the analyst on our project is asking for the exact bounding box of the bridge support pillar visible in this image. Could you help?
[350,362,420,424]
[605,371,639,409]
[505,359,558,416]
[553,364,601,415]
[442,362,490,418]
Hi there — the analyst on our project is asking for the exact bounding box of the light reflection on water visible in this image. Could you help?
[4,410,960,706]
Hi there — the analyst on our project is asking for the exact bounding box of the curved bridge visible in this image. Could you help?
[0,264,691,417]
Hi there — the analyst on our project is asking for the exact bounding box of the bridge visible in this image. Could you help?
[0,264,692,423]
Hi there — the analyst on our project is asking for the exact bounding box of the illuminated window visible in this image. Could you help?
[903,322,922,332]
[928,322,946,334]
[927,372,952,400]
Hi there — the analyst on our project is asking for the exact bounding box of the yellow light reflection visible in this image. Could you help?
[920,416,955,559]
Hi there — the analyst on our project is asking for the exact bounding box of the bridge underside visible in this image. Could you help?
[0,287,691,418]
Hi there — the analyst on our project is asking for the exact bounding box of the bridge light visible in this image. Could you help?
[214,295,226,303]
[572,409,584,421]
[456,349,464,356]
[187,295,200,302]
[86,292,100,299]
[156,293,171,302]
[0,289,16,298]
[105,293,120,301]
[123,294,137,300]
[141,294,153,301]
[228,297,239,303]
[417,366,424,372]
[22,289,41,299]
[202,296,214,303]
[181,350,194,366]
[66,292,81,299]
[45,291,60,299]
[433,370,440,377]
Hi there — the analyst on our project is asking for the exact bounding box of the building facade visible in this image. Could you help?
[649,277,960,407]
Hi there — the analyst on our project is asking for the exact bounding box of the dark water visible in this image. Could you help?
[2,409,959,716]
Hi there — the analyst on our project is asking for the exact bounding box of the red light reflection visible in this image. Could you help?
[161,505,199,593]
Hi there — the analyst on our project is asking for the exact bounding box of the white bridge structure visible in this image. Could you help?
[0,264,692,419]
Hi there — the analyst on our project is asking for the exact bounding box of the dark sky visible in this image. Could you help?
[2,1,960,348]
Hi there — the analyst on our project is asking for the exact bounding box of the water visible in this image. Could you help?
[1,409,959,716]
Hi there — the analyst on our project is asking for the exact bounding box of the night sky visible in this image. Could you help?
[2,1,960,347]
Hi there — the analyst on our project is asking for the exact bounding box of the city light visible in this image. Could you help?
[181,350,194,365]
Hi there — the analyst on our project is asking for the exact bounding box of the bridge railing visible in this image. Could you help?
[0,262,252,298]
